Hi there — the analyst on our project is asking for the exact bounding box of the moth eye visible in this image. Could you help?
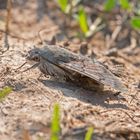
[33,56,40,61]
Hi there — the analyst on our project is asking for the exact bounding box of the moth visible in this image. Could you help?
[26,44,127,92]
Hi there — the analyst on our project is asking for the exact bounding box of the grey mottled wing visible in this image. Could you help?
[40,45,127,92]
[58,59,127,92]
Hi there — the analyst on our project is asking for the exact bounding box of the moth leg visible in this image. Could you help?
[37,72,50,80]
[84,79,104,91]
[77,76,104,91]
[37,73,44,80]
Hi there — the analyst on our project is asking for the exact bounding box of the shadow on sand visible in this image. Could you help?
[40,79,128,109]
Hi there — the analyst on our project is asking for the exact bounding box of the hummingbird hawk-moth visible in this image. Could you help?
[26,44,127,92]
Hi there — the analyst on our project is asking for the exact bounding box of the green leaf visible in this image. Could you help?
[0,87,12,101]
[78,6,89,34]
[51,104,60,140]
[84,127,94,140]
[104,0,116,12]
[57,0,68,13]
[130,17,140,30]
[119,0,130,10]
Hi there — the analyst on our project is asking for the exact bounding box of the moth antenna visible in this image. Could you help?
[15,62,27,72]
[21,63,40,73]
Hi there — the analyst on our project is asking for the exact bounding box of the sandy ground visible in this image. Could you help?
[0,1,140,140]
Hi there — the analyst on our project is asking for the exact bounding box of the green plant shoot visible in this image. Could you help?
[84,127,94,140]
[51,104,60,140]
[119,0,130,10]
[57,0,68,13]
[130,17,140,30]
[104,0,116,12]
[78,6,89,34]
[0,87,12,101]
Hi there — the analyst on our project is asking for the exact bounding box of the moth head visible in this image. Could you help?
[26,48,41,62]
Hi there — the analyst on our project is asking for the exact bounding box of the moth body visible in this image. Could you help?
[27,45,127,92]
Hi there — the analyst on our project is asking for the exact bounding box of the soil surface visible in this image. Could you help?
[0,1,140,140]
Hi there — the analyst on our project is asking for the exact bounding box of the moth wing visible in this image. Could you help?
[59,59,127,92]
